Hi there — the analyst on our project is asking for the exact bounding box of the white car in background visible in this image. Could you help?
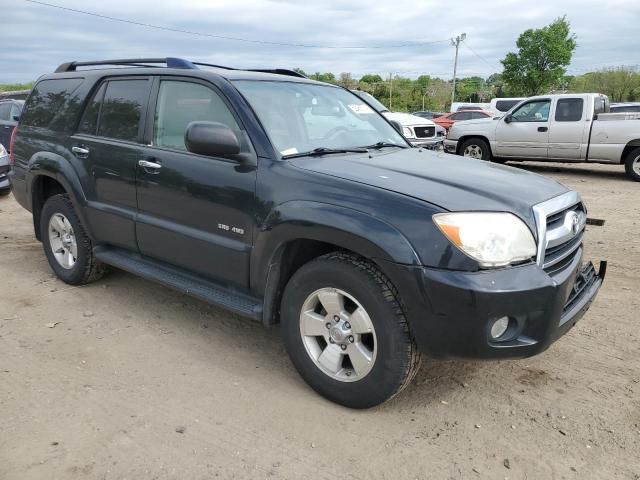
[351,90,445,149]
[0,143,11,196]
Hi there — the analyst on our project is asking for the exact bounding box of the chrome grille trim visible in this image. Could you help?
[532,191,583,268]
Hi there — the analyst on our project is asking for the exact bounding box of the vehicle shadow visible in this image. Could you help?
[101,269,485,410]
[507,161,627,181]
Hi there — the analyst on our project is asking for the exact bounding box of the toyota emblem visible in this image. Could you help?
[569,212,581,235]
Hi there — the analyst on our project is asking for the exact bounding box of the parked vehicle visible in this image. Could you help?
[451,102,491,112]
[411,110,444,119]
[433,109,494,130]
[351,90,445,149]
[445,93,640,181]
[610,103,640,113]
[0,99,24,150]
[0,143,10,196]
[489,97,526,113]
[10,58,605,408]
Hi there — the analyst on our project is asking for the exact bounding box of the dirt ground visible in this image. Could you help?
[0,161,638,480]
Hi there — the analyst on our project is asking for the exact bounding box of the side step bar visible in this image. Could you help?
[94,247,263,321]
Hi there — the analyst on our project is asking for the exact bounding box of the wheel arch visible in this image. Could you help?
[456,135,494,157]
[621,140,640,164]
[252,201,421,326]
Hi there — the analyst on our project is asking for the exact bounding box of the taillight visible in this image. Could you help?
[8,127,17,166]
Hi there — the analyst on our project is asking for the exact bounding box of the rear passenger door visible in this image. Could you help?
[135,77,257,289]
[69,77,152,250]
[548,97,589,160]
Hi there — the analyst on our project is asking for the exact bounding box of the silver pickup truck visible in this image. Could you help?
[444,93,640,181]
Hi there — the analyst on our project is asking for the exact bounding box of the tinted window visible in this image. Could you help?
[471,112,488,119]
[97,79,148,142]
[11,103,22,120]
[20,78,84,129]
[78,83,106,135]
[0,102,10,121]
[555,98,583,122]
[452,112,472,120]
[511,100,550,122]
[153,81,240,151]
[495,100,520,112]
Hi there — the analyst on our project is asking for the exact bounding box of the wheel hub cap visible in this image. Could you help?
[299,288,377,382]
[48,213,78,270]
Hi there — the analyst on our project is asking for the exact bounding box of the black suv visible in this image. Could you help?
[9,58,605,408]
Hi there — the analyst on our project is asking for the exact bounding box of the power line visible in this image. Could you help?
[24,0,451,50]
[462,42,501,69]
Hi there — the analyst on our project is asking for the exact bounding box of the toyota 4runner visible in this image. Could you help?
[9,58,605,408]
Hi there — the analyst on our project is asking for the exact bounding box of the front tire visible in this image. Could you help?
[280,253,421,409]
[459,138,491,161]
[41,194,108,285]
[624,147,640,182]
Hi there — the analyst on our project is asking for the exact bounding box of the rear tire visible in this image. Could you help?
[280,252,421,409]
[459,138,491,161]
[624,147,640,182]
[41,194,108,285]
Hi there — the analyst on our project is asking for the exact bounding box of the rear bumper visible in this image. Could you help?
[385,250,605,359]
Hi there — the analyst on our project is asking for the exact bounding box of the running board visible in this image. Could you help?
[94,247,263,321]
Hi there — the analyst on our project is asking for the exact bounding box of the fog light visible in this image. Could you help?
[490,316,510,340]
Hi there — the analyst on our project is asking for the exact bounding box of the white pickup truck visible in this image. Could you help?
[444,93,640,181]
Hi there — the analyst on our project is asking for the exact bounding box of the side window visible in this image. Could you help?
[456,112,472,120]
[19,78,84,130]
[449,113,463,120]
[511,100,550,122]
[471,112,486,119]
[153,80,240,151]
[0,103,10,121]
[555,98,584,122]
[97,79,149,142]
[10,103,22,120]
[78,83,106,135]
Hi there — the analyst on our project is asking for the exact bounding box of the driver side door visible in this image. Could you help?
[495,99,551,158]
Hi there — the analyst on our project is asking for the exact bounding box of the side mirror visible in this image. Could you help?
[12,115,20,122]
[390,120,403,134]
[503,114,512,124]
[185,121,241,157]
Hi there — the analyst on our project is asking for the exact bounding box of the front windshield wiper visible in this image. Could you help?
[282,147,369,159]
[362,141,409,150]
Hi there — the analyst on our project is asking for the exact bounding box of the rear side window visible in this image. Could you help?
[78,83,106,135]
[0,102,10,121]
[555,98,583,122]
[97,79,149,142]
[20,78,84,130]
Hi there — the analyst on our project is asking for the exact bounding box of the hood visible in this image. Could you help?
[383,111,436,127]
[290,148,568,228]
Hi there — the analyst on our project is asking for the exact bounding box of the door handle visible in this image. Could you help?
[138,159,162,171]
[538,126,548,132]
[71,145,90,158]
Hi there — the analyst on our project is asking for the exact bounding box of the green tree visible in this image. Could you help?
[359,74,383,84]
[501,16,577,95]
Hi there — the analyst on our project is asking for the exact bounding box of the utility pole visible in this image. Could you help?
[388,72,393,110]
[450,33,466,108]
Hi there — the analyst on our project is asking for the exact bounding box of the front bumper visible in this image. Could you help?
[386,250,605,359]
[409,137,444,150]
[443,139,458,153]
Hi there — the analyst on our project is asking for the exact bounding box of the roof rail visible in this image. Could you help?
[54,57,307,78]
[54,57,198,73]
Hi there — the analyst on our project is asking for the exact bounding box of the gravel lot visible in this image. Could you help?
[1,161,638,480]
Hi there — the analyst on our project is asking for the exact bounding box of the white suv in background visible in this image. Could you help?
[351,90,445,149]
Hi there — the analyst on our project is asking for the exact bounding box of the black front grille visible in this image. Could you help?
[414,126,435,138]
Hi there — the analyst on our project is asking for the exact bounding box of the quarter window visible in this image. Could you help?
[153,80,240,151]
[0,102,10,121]
[555,98,583,122]
[511,100,550,122]
[97,79,149,142]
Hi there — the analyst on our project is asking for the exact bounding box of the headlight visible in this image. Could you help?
[433,212,537,267]
[402,127,413,138]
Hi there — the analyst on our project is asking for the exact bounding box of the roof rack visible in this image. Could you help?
[54,57,307,78]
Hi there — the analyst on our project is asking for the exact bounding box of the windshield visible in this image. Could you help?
[351,90,389,113]
[234,80,406,156]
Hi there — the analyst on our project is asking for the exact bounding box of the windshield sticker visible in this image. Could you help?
[348,104,374,114]
[281,147,299,156]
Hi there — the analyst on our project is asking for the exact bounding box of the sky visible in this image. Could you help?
[0,0,638,84]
